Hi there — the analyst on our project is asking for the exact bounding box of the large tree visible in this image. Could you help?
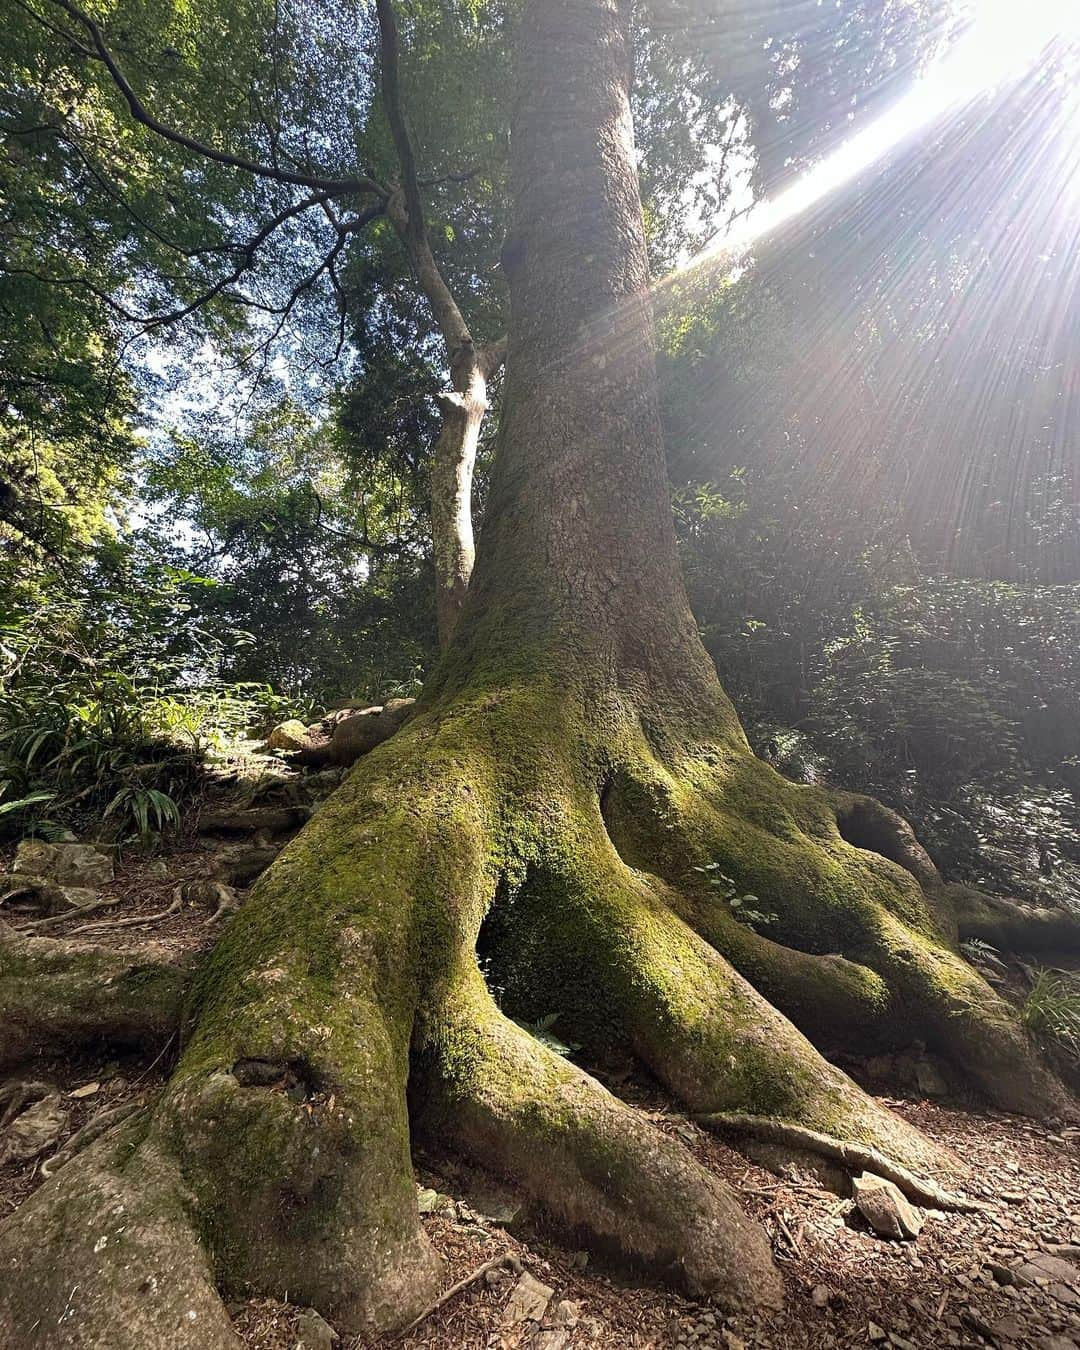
[1,1,1077,1345]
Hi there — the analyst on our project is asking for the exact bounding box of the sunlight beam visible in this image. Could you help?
[678,0,1080,273]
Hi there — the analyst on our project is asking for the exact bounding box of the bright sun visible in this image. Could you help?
[681,0,1080,271]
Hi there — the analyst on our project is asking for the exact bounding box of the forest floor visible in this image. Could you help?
[3,772,1080,1350]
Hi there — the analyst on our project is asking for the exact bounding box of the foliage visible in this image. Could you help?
[672,467,1080,908]
[1021,970,1080,1059]
[0,551,299,841]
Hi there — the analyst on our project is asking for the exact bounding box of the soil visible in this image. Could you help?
[2,782,1079,1350]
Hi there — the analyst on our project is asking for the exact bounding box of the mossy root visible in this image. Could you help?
[412,964,783,1308]
[0,1121,239,1350]
[0,933,192,1071]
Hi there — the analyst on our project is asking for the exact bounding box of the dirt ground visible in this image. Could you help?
[3,819,1080,1350]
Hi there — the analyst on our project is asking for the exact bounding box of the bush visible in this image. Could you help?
[677,476,1080,907]
[0,554,306,842]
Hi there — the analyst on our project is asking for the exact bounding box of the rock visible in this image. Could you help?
[853,1172,925,1240]
[812,1285,832,1308]
[215,844,281,887]
[1015,1255,1080,1288]
[416,1187,440,1214]
[265,719,311,753]
[0,877,98,919]
[914,1056,948,1097]
[295,1307,337,1350]
[535,1299,580,1350]
[329,698,415,767]
[502,1271,553,1325]
[304,767,346,797]
[13,839,113,888]
[989,1262,1016,1285]
[0,1094,70,1164]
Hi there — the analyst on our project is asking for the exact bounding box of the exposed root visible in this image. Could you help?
[481,818,950,1178]
[0,1121,240,1350]
[0,933,193,1071]
[413,965,783,1308]
[65,895,181,937]
[40,1101,145,1179]
[12,897,124,933]
[946,882,1080,955]
[600,747,1076,1120]
[695,1113,979,1211]
[1,685,1072,1343]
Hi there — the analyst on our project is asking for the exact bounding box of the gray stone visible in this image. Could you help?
[13,839,113,888]
[0,1094,70,1164]
[853,1172,925,1240]
[502,1271,553,1325]
[295,1307,337,1350]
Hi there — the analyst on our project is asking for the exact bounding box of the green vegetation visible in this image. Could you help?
[1021,968,1080,1059]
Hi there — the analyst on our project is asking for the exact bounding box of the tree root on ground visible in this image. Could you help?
[694,1113,980,1210]
[413,966,783,1307]
[0,694,1074,1347]
[0,933,193,1071]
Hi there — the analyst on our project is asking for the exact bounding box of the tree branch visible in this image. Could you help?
[374,0,473,352]
[42,0,388,201]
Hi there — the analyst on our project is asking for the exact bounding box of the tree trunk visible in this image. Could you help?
[1,2,1073,1345]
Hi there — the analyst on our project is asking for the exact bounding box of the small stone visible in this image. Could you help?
[535,1299,580,1350]
[295,1307,337,1350]
[0,1095,70,1164]
[853,1172,925,1240]
[265,719,311,753]
[502,1271,553,1325]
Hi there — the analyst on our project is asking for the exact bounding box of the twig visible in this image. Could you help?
[775,1209,802,1258]
[397,1252,522,1337]
[127,1032,178,1091]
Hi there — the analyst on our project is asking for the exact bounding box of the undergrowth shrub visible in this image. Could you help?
[0,558,306,843]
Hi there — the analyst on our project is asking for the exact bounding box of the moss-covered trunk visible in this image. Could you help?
[0,2,1073,1345]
